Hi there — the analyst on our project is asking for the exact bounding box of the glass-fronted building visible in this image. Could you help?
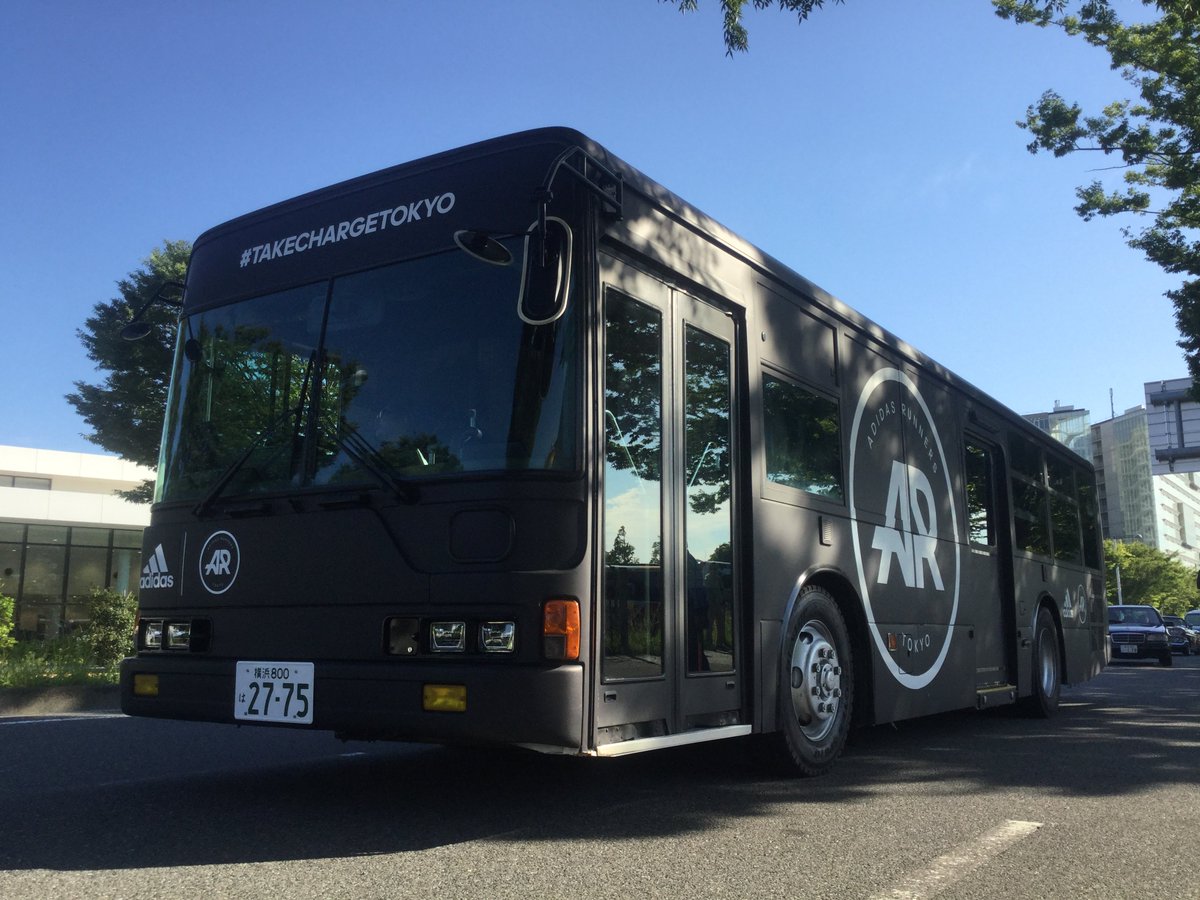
[1090,404,1200,571]
[0,445,152,639]
[1023,404,1092,458]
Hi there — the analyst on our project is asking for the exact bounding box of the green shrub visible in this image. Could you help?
[84,586,137,670]
[0,593,14,652]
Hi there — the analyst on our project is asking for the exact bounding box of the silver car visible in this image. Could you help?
[1163,615,1200,654]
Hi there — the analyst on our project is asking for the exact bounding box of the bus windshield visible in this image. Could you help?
[157,240,579,504]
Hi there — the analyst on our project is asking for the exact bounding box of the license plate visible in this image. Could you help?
[234,661,314,724]
[1118,645,1138,654]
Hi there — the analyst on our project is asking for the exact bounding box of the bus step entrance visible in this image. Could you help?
[975,685,1018,709]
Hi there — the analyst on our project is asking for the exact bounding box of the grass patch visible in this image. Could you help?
[0,635,120,688]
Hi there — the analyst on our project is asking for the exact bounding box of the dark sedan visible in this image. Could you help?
[1108,605,1172,667]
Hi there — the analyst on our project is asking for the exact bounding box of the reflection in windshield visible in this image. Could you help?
[158,242,579,504]
[1108,607,1161,627]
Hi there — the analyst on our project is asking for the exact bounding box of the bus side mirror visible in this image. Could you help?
[518,217,572,326]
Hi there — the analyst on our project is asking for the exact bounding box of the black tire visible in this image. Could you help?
[1160,652,1173,668]
[1022,607,1061,718]
[774,586,854,776]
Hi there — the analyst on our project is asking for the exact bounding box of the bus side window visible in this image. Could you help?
[1077,470,1102,569]
[1010,435,1050,557]
[762,371,844,502]
[1047,455,1082,564]
[964,441,995,547]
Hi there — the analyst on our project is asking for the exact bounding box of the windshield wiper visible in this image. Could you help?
[193,352,316,518]
[334,419,419,504]
[191,405,302,517]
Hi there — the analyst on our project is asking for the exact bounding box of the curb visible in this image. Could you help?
[0,685,121,717]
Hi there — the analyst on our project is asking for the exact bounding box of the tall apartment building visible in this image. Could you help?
[1091,408,1159,545]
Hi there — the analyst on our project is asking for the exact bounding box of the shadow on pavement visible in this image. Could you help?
[2,658,1197,871]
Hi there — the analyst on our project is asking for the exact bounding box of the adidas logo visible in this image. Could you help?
[140,544,175,590]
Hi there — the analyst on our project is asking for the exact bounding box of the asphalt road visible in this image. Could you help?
[2,655,1198,900]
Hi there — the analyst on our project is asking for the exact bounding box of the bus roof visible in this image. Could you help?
[186,126,1087,467]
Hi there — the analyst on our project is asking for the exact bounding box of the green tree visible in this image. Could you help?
[1105,538,1198,615]
[83,587,137,669]
[66,240,191,502]
[607,525,640,565]
[997,1,1200,385]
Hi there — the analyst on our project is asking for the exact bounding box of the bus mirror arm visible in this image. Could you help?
[537,146,623,222]
[119,280,185,341]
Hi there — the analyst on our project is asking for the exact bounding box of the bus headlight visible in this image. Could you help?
[141,620,163,651]
[430,621,466,652]
[166,622,192,650]
[480,621,516,653]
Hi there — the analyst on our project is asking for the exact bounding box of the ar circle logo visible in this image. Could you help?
[199,530,240,595]
[848,367,960,690]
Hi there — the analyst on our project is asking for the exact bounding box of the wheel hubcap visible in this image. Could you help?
[1038,631,1059,697]
[789,620,842,741]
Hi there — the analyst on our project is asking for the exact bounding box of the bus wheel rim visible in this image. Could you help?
[789,619,842,742]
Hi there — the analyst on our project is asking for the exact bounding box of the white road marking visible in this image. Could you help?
[0,713,125,726]
[872,819,1043,900]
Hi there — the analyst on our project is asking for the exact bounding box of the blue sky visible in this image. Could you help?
[1,0,1182,455]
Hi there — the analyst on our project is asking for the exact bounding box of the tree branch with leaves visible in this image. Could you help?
[665,0,845,54]
[997,0,1200,385]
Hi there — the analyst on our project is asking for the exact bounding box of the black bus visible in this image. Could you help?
[121,128,1107,774]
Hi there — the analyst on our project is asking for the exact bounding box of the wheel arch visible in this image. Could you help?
[1031,591,1066,688]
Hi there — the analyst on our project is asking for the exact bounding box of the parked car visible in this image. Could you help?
[1107,605,1172,666]
[1185,609,1200,631]
[1162,615,1200,655]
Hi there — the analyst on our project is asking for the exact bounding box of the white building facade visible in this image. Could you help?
[0,445,151,639]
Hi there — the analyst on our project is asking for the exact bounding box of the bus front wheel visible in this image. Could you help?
[777,586,854,776]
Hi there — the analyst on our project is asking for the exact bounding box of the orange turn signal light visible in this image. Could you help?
[543,598,580,661]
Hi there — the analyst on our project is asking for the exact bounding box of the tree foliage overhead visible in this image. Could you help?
[996,0,1200,385]
[66,240,191,502]
[665,0,844,54]
[670,0,1200,385]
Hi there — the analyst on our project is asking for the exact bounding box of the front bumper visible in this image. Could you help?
[120,655,584,750]
[1109,639,1169,661]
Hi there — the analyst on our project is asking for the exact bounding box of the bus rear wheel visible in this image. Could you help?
[1022,606,1061,718]
[777,586,854,776]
